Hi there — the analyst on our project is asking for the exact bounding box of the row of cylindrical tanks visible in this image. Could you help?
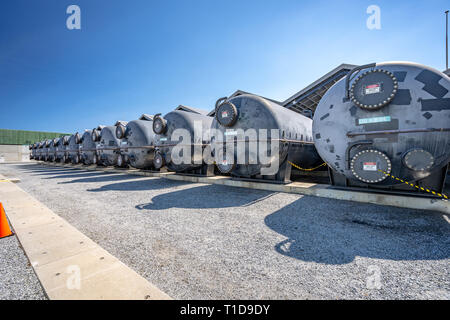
[30,62,450,195]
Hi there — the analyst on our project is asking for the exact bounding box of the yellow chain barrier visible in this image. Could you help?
[288,161,327,172]
[378,169,448,200]
[287,162,448,200]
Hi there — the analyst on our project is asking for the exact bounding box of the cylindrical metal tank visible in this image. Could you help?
[211,94,323,179]
[67,133,82,164]
[312,61,450,190]
[33,143,38,160]
[153,110,213,172]
[116,115,155,169]
[57,135,71,163]
[43,139,52,161]
[95,125,122,166]
[36,142,43,160]
[80,130,99,165]
[47,138,60,162]
[30,143,37,160]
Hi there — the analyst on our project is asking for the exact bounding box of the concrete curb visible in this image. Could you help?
[39,162,450,214]
[0,173,172,300]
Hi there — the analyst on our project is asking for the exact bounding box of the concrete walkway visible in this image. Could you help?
[0,174,171,300]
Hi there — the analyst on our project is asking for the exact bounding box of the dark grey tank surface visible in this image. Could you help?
[97,126,121,166]
[80,130,99,165]
[56,135,71,162]
[47,138,60,162]
[313,61,450,187]
[32,143,40,159]
[153,110,213,172]
[30,144,36,159]
[67,133,82,164]
[56,136,70,162]
[39,141,46,160]
[36,141,44,160]
[211,94,322,177]
[118,115,156,169]
[42,139,52,161]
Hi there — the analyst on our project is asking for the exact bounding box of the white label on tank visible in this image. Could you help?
[364,83,381,95]
[363,162,377,171]
[222,160,228,165]
[160,137,167,141]
[121,141,127,145]
[358,116,391,125]
[224,130,237,136]
[222,111,228,118]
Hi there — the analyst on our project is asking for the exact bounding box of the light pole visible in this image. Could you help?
[446,10,449,70]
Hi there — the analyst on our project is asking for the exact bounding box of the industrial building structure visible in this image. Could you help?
[0,129,67,162]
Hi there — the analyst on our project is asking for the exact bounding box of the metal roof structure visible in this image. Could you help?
[139,114,154,121]
[175,105,210,115]
[282,63,357,116]
[114,121,128,127]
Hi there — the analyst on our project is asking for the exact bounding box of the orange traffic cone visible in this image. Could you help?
[0,202,13,238]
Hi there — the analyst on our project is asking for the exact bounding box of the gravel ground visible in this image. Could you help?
[0,235,47,300]
[1,163,449,300]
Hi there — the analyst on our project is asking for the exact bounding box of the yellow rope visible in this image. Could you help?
[378,169,448,200]
[288,161,327,172]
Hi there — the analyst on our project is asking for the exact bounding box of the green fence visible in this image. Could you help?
[0,129,69,146]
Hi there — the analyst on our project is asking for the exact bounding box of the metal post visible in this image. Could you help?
[446,10,449,70]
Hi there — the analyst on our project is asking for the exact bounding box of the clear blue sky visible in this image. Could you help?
[1,0,448,133]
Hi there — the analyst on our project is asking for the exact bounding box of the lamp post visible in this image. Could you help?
[446,10,449,70]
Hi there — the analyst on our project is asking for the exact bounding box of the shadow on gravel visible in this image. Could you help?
[136,184,275,210]
[19,166,85,175]
[60,174,145,185]
[44,171,116,180]
[31,169,94,175]
[86,176,189,192]
[264,196,450,264]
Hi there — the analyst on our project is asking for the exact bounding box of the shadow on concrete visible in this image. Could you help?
[135,184,275,210]
[264,196,450,264]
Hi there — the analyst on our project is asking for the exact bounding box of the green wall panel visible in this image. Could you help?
[0,129,69,145]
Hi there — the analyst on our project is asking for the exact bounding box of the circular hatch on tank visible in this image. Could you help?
[153,151,165,169]
[216,159,236,174]
[350,149,391,183]
[216,102,238,127]
[215,148,236,174]
[403,149,434,171]
[153,116,167,135]
[350,69,398,110]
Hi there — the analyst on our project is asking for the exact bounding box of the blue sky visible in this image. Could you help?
[0,0,448,133]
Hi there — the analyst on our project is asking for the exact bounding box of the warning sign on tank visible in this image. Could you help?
[222,111,228,118]
[363,162,377,171]
[364,83,381,95]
